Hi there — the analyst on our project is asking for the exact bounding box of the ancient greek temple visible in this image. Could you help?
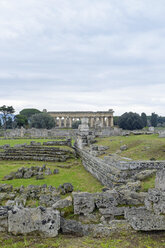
[48,109,114,128]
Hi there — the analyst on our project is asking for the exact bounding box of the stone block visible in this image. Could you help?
[125,207,165,231]
[155,169,165,191]
[73,192,95,215]
[8,207,60,237]
[145,188,165,215]
[53,196,72,209]
[0,207,8,232]
[94,191,118,209]
[60,218,88,236]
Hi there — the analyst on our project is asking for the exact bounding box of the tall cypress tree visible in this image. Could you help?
[151,113,158,127]
[141,112,147,127]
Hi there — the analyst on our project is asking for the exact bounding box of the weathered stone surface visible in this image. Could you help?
[14,195,27,207]
[155,169,165,191]
[8,207,60,237]
[53,196,72,209]
[39,194,60,207]
[145,188,165,215]
[118,190,147,205]
[0,207,10,232]
[36,174,45,180]
[60,218,88,236]
[120,145,128,151]
[94,191,118,209]
[0,193,15,202]
[73,192,95,215]
[122,181,141,192]
[53,169,59,174]
[58,183,74,195]
[5,200,15,207]
[24,170,33,179]
[88,221,131,237]
[0,184,13,192]
[99,207,126,216]
[3,174,13,180]
[133,170,156,181]
[44,169,52,176]
[125,207,165,231]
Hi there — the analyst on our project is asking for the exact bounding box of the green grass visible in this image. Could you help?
[141,174,156,192]
[0,231,165,248]
[0,159,103,193]
[96,134,165,160]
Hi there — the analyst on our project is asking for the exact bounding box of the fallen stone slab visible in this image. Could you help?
[125,207,165,231]
[60,218,89,236]
[8,207,60,237]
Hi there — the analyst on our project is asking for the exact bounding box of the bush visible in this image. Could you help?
[118,112,144,130]
[30,113,55,129]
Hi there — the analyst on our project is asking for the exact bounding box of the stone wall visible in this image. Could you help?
[3,128,77,139]
[104,157,165,171]
[76,148,128,187]
[76,147,165,187]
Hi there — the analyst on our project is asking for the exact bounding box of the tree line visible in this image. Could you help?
[0,105,164,130]
[0,106,55,130]
[115,112,160,130]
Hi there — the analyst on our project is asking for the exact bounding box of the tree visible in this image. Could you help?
[15,114,28,128]
[20,108,41,119]
[30,113,55,129]
[151,113,158,127]
[141,112,147,127]
[113,116,119,126]
[0,105,15,130]
[118,112,144,130]
[6,117,13,129]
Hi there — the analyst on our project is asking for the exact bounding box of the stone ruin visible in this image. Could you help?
[2,164,59,181]
[125,169,165,231]
[0,120,165,237]
[0,140,75,162]
[1,169,165,237]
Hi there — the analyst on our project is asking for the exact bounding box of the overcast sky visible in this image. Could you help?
[0,0,165,115]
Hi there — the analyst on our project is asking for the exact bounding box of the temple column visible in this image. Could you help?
[106,117,111,127]
[90,117,94,127]
[59,117,62,128]
[105,117,109,127]
[110,116,113,127]
[69,118,72,128]
[101,117,104,127]
[64,117,67,128]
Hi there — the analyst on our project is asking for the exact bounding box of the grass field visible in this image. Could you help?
[0,159,103,193]
[0,231,165,248]
[0,138,103,192]
[96,134,165,160]
[0,137,164,247]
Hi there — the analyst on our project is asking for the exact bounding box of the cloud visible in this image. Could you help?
[0,0,165,115]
